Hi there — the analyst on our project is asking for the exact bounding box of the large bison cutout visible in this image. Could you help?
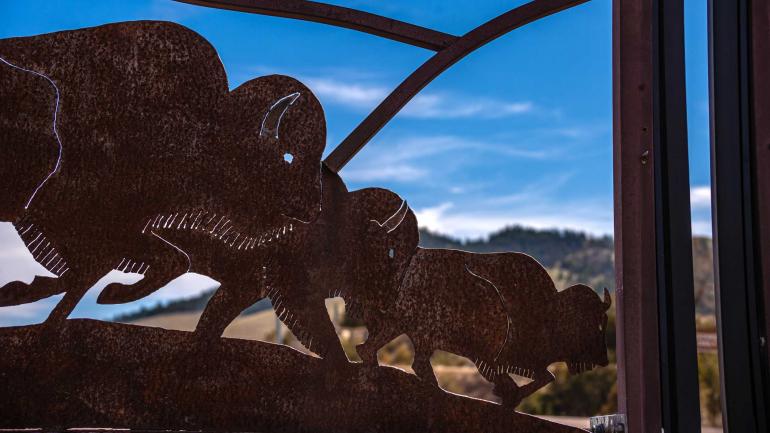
[0,21,326,322]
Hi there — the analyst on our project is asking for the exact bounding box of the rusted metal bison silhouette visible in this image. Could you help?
[0,21,326,322]
[339,202,611,406]
[357,247,611,406]
[135,161,610,408]
[126,165,418,362]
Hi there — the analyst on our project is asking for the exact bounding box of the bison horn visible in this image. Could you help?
[603,287,611,311]
[260,92,301,139]
[381,200,409,233]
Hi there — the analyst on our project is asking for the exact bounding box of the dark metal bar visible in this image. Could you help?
[651,0,702,430]
[708,0,769,431]
[750,0,770,381]
[173,0,457,51]
[324,0,589,172]
[612,0,662,431]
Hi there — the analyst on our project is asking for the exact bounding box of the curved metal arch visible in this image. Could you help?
[174,0,590,172]
[173,0,457,51]
[324,0,589,172]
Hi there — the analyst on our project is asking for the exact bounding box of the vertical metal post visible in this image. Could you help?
[651,0,702,431]
[708,0,769,431]
[613,1,662,431]
[749,0,770,378]
[614,0,700,431]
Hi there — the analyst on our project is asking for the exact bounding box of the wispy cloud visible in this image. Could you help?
[401,93,534,119]
[691,185,711,208]
[413,184,716,240]
[411,169,612,239]
[341,135,557,183]
[342,164,428,183]
[484,172,575,206]
[304,77,534,119]
[305,78,387,108]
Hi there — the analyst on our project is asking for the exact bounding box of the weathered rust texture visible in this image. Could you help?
[0,320,584,433]
[0,21,326,321]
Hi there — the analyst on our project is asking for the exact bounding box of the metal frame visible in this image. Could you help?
[324,0,588,171]
[170,0,770,430]
[612,0,662,430]
[614,0,700,431]
[708,0,770,431]
[651,0,702,431]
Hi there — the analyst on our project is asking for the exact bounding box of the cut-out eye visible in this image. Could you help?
[284,153,294,164]
[388,248,395,258]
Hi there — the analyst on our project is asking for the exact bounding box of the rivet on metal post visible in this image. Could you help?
[589,414,627,433]
[640,150,650,165]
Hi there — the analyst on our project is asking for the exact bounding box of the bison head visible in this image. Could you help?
[224,75,325,227]
[554,285,611,374]
[344,188,419,320]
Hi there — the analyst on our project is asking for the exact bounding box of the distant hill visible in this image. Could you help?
[114,225,716,321]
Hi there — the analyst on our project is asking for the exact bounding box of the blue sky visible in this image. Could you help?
[0,0,712,324]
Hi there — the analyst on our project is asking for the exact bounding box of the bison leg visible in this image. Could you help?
[194,282,263,340]
[279,298,348,365]
[44,267,108,324]
[96,231,190,304]
[96,260,187,304]
[356,326,399,364]
[412,342,437,384]
[494,368,555,408]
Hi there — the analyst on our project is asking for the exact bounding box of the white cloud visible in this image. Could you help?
[304,78,388,108]
[484,172,575,206]
[304,77,534,119]
[413,170,613,239]
[402,94,533,119]
[691,185,711,208]
[414,186,715,240]
[341,135,557,184]
[414,200,614,240]
[0,223,54,287]
[414,202,455,233]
